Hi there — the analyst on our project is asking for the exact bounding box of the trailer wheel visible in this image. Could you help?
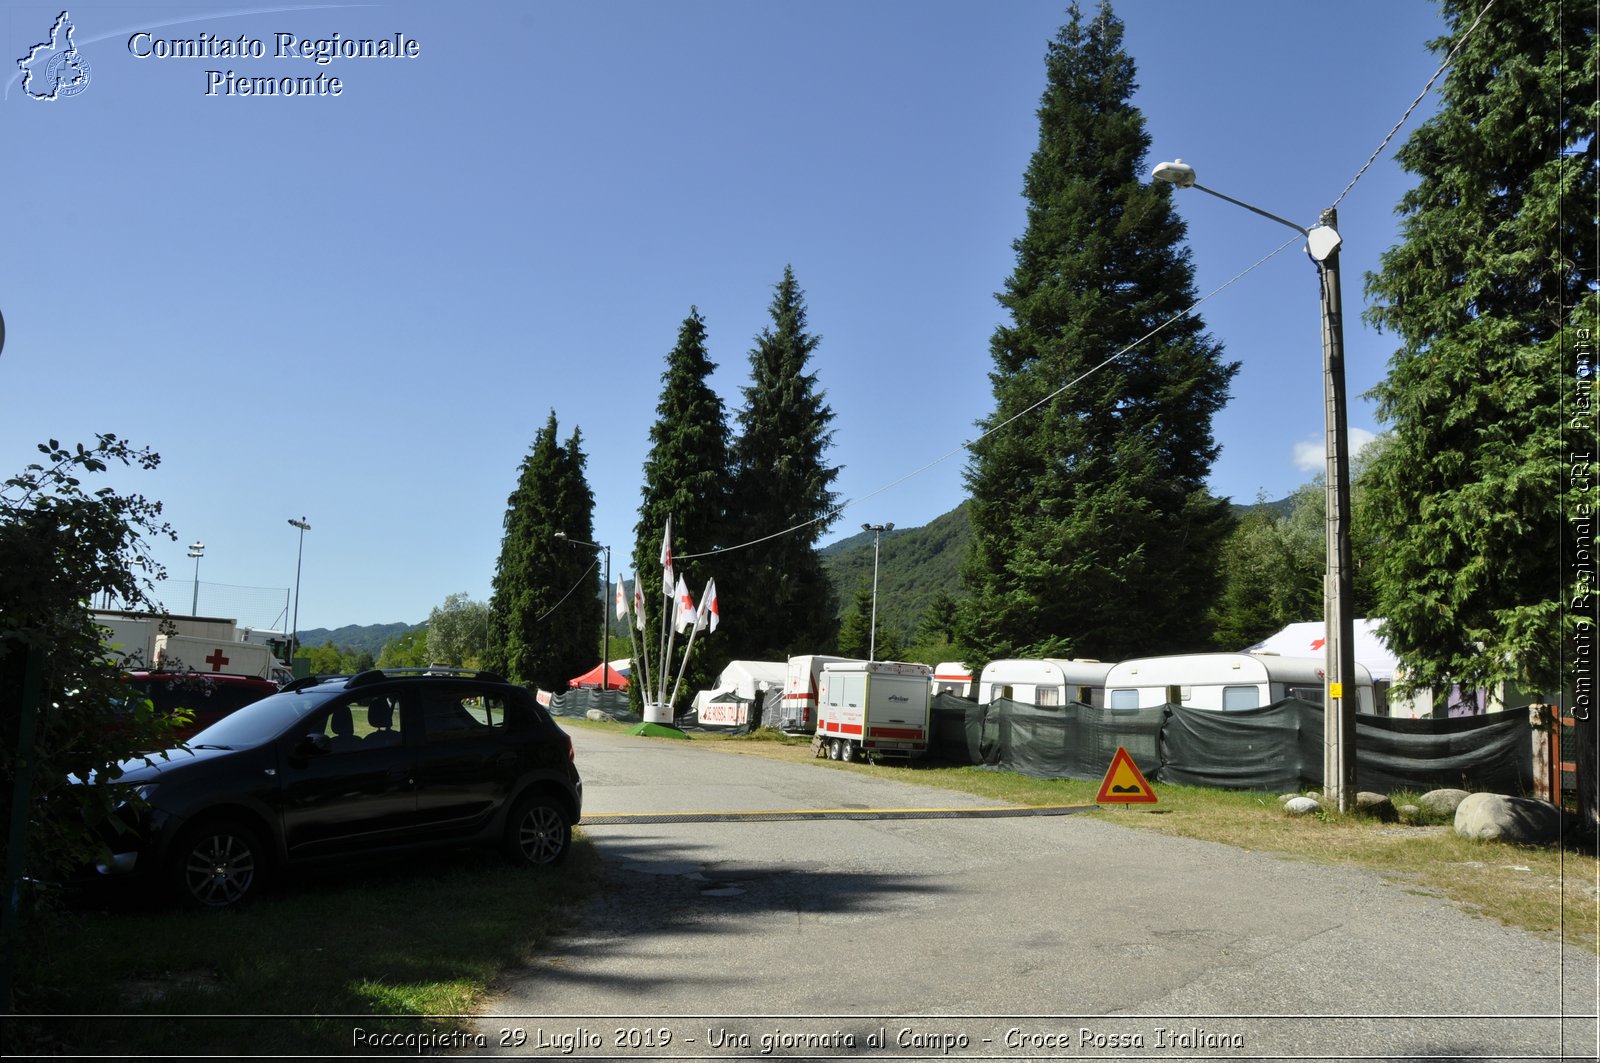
[840,741,857,763]
[828,738,842,760]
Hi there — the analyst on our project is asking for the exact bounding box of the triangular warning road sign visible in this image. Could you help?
[1096,746,1157,804]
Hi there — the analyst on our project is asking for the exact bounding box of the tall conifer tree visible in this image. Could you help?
[486,412,598,690]
[1362,2,1595,699]
[958,1,1237,664]
[633,307,733,706]
[729,266,841,659]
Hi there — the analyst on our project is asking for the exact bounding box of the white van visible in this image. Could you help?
[977,659,1113,707]
[1101,652,1376,713]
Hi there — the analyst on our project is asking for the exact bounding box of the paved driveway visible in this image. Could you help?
[468,727,1597,1061]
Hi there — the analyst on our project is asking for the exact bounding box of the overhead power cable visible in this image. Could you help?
[1331,0,1498,209]
[682,0,1500,564]
[680,233,1300,562]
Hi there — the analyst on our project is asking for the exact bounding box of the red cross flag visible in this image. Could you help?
[660,516,674,590]
[632,571,646,632]
[697,578,720,633]
[673,575,696,633]
[614,576,628,622]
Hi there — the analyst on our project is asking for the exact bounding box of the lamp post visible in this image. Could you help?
[1151,158,1358,812]
[555,532,611,690]
[861,522,894,661]
[287,517,310,663]
[187,542,205,615]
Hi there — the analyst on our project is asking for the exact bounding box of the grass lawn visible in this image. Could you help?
[10,718,1594,1058]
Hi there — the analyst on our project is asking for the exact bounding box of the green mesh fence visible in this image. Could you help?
[931,695,1535,795]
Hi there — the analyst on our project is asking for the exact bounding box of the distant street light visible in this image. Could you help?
[555,532,611,691]
[287,518,311,662]
[861,523,894,661]
[187,542,205,615]
[1152,157,1358,812]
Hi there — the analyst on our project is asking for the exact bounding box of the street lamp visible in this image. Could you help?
[187,542,205,615]
[555,532,611,691]
[287,518,310,663]
[861,523,894,661]
[1152,158,1357,812]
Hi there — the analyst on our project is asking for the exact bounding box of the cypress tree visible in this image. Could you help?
[486,412,598,690]
[632,307,733,708]
[729,266,842,660]
[958,1,1237,665]
[1362,2,1595,700]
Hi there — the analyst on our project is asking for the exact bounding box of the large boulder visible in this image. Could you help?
[1419,788,1470,816]
[1453,792,1562,844]
[1284,797,1321,816]
[1355,792,1398,822]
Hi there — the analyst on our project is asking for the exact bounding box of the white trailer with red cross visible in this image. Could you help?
[152,633,279,681]
[812,660,934,763]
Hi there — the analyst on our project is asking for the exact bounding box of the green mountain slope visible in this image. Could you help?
[820,502,972,641]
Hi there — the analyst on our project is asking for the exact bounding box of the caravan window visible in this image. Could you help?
[1036,686,1060,707]
[1221,685,1260,711]
[1108,689,1139,710]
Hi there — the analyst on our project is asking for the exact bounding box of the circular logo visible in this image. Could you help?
[45,50,91,98]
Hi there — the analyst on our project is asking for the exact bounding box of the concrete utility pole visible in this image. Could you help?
[1151,160,1357,811]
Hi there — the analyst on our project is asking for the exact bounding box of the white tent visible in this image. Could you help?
[692,660,786,712]
[1246,618,1399,682]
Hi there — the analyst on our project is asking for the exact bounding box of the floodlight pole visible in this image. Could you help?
[187,542,205,615]
[1151,159,1358,812]
[287,518,310,661]
[862,522,893,661]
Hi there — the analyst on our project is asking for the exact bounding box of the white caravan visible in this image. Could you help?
[977,659,1113,707]
[1101,652,1376,713]
[931,661,977,699]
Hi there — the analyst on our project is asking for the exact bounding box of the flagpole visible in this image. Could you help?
[660,617,679,715]
[617,577,649,714]
[657,517,674,710]
[667,579,716,717]
[627,574,652,711]
[667,623,701,714]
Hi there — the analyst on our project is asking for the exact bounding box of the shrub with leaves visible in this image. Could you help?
[0,436,183,889]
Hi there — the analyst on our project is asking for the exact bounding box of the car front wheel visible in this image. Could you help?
[504,793,571,866]
[170,818,268,908]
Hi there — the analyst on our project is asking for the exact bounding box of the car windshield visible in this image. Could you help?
[187,686,343,748]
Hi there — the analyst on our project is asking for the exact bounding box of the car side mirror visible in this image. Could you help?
[300,732,331,755]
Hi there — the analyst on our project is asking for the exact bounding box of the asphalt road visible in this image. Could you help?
[466,726,1598,1062]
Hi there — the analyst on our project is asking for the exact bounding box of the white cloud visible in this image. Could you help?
[1292,427,1376,474]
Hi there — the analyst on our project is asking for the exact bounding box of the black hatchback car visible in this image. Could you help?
[91,668,583,908]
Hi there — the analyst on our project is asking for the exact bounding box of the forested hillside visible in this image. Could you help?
[820,503,972,642]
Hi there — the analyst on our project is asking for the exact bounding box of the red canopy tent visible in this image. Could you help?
[567,662,630,690]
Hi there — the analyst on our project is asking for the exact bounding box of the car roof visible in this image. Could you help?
[280,667,516,694]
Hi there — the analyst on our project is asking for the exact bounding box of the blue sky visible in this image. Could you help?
[2,1,1451,634]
